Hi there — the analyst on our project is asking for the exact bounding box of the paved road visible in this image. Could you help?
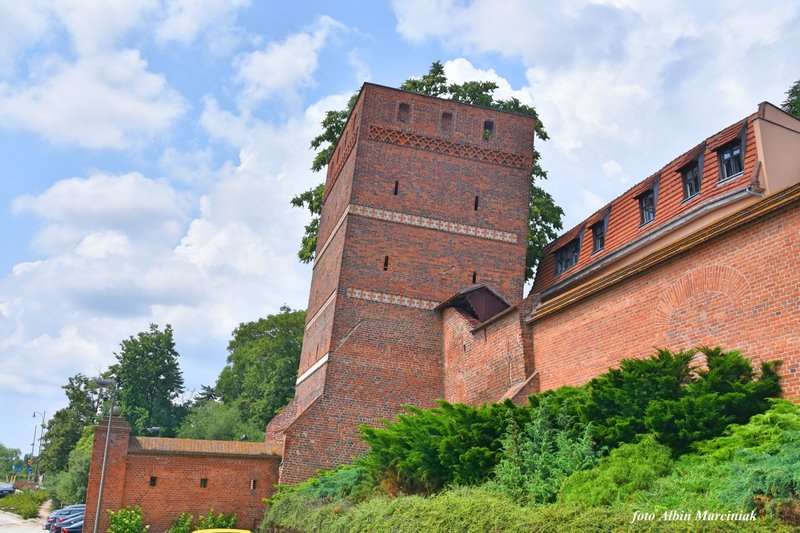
[0,511,42,533]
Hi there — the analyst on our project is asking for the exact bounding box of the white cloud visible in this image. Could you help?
[1,89,350,396]
[76,231,132,259]
[13,172,189,230]
[234,16,343,110]
[156,0,250,52]
[0,51,186,149]
[160,147,216,184]
[392,0,638,67]
[601,160,622,177]
[442,58,532,103]
[50,0,161,56]
[391,1,800,231]
[0,2,52,75]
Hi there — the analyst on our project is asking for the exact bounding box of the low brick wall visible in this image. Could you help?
[83,418,280,533]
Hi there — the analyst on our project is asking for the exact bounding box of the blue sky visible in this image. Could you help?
[1,0,798,453]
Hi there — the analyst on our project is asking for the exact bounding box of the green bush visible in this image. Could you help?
[196,510,236,529]
[583,349,694,450]
[167,512,194,533]
[492,396,596,504]
[559,435,674,506]
[360,401,528,494]
[0,490,48,519]
[644,347,781,454]
[640,401,800,517]
[107,506,147,533]
[581,347,780,453]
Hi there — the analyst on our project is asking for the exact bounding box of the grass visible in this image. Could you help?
[0,490,48,519]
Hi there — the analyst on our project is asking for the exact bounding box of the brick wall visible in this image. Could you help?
[530,201,800,397]
[273,83,535,482]
[442,307,528,404]
[84,418,280,533]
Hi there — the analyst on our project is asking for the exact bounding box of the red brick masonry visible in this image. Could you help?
[83,418,280,533]
[87,91,800,524]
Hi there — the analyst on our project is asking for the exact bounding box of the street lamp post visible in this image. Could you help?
[32,410,46,482]
[92,378,117,533]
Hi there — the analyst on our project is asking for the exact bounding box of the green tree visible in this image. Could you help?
[215,306,305,429]
[783,79,800,118]
[176,400,263,441]
[111,324,186,435]
[45,428,94,505]
[292,61,563,282]
[0,443,22,477]
[39,373,105,474]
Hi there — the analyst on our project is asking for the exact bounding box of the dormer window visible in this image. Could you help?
[397,103,410,123]
[638,189,656,225]
[591,221,605,253]
[682,162,701,200]
[718,140,743,181]
[555,239,580,275]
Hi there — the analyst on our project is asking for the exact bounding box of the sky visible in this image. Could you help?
[1,0,798,454]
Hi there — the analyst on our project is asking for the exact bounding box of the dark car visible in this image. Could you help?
[44,505,85,530]
[48,507,85,532]
[57,515,83,533]
[0,483,14,497]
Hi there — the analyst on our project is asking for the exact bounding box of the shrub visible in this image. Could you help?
[0,490,48,519]
[263,484,788,533]
[642,401,800,517]
[167,512,194,533]
[360,401,528,494]
[582,349,694,450]
[107,506,148,533]
[644,347,781,454]
[492,396,596,504]
[582,347,780,453]
[196,510,236,529]
[559,435,674,506]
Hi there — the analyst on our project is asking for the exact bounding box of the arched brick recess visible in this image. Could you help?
[655,264,751,350]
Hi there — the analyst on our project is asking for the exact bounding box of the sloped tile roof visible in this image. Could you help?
[532,112,757,295]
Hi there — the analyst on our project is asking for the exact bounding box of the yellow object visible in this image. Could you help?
[192,530,251,533]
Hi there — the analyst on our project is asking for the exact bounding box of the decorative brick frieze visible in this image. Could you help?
[346,287,438,310]
[367,124,532,170]
[349,204,518,243]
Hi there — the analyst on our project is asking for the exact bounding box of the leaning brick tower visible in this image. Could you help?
[268,83,536,482]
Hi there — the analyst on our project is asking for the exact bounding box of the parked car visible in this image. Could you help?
[0,483,15,498]
[57,515,83,533]
[48,507,85,532]
[44,505,84,530]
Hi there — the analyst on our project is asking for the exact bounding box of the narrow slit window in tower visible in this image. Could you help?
[383,256,389,271]
[483,120,494,140]
[474,195,479,210]
[441,112,453,133]
[397,103,410,123]
[393,180,399,195]
[472,271,477,284]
